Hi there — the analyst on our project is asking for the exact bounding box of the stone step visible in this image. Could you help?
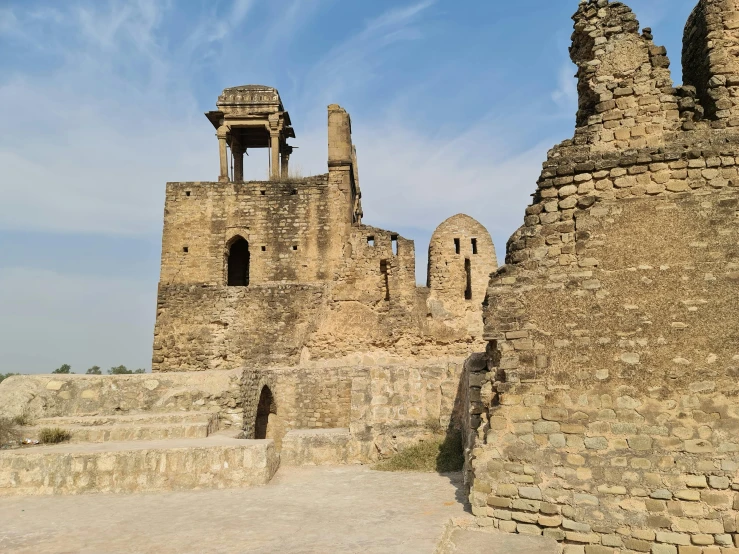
[31,411,217,427]
[0,436,279,496]
[21,422,212,443]
[281,428,354,465]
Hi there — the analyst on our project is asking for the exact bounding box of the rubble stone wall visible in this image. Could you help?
[465,1,739,551]
[684,0,739,123]
[0,371,243,428]
[240,359,466,459]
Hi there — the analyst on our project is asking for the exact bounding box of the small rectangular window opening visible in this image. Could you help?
[183,246,189,253]
[367,236,375,247]
[260,190,266,195]
[261,246,266,252]
[292,245,298,251]
[454,238,460,255]
[391,235,398,256]
[471,238,478,255]
[380,259,390,301]
[290,189,298,195]
[185,191,191,197]
[464,258,472,300]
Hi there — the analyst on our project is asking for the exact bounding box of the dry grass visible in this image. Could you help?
[38,428,72,444]
[12,408,33,427]
[373,432,464,474]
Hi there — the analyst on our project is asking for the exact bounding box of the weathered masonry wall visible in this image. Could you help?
[465,1,739,551]
[0,372,243,427]
[158,176,340,286]
[683,0,739,123]
[241,359,466,459]
[153,104,497,371]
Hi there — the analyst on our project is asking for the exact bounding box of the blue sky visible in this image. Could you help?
[0,0,698,374]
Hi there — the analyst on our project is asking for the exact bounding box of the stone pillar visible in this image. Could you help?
[217,124,229,182]
[232,139,245,182]
[270,132,280,180]
[280,145,292,179]
[327,105,353,166]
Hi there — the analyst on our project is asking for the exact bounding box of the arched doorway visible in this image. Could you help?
[227,237,250,286]
[255,386,274,439]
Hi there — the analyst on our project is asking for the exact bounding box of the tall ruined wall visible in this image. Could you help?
[684,0,739,124]
[570,0,680,150]
[466,1,739,550]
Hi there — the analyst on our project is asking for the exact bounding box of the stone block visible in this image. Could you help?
[656,531,691,546]
[517,523,543,535]
[519,486,543,500]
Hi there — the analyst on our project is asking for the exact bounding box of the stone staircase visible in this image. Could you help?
[0,372,280,496]
[21,412,219,443]
[1,411,279,497]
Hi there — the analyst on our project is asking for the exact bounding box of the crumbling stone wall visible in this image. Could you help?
[684,0,739,123]
[239,359,466,459]
[570,0,680,150]
[0,371,243,427]
[153,104,497,371]
[465,1,739,551]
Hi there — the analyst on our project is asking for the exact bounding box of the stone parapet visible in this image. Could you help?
[0,436,278,496]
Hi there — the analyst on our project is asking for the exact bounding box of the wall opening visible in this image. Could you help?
[465,258,472,300]
[380,259,390,301]
[227,237,250,286]
[185,191,191,197]
[255,385,274,440]
[454,238,460,255]
[367,236,375,247]
[391,235,398,256]
[471,238,478,255]
[183,247,189,253]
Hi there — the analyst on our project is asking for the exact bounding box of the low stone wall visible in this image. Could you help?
[281,429,354,466]
[0,437,278,496]
[0,371,243,428]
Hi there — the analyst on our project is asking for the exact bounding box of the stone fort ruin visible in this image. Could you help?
[0,84,497,492]
[0,1,738,551]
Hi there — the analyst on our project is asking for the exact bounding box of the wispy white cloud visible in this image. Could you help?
[301,0,436,107]
[551,62,578,111]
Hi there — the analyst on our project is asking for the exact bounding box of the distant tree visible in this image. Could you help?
[108,365,147,375]
[86,366,102,375]
[0,373,19,384]
[108,365,129,375]
[52,364,73,374]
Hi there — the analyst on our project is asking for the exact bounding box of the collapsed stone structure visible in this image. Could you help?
[464,0,739,552]
[0,85,497,495]
[153,86,497,455]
